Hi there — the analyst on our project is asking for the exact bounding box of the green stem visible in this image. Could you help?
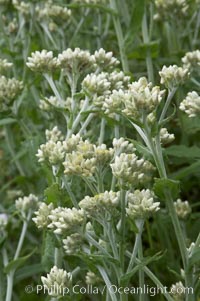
[119,188,126,273]
[98,117,106,145]
[142,10,154,83]
[159,88,177,124]
[44,74,62,102]
[109,0,129,72]
[127,219,144,273]
[5,210,31,301]
[138,236,145,301]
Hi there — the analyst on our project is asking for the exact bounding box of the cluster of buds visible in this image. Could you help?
[12,0,31,16]
[0,75,23,110]
[179,91,200,117]
[41,266,72,297]
[159,65,189,89]
[26,50,59,73]
[93,48,119,70]
[160,128,175,144]
[63,233,83,255]
[15,194,38,218]
[48,207,85,235]
[0,58,13,73]
[112,137,135,156]
[154,0,188,20]
[126,189,160,219]
[182,50,200,71]
[33,202,54,229]
[124,77,165,118]
[85,271,102,285]
[110,153,154,186]
[174,199,191,219]
[170,281,185,301]
[79,191,120,217]
[36,1,72,22]
[39,96,71,111]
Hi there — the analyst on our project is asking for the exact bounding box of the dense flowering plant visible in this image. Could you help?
[0,1,200,301]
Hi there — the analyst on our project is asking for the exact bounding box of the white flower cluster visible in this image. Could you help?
[33,202,54,229]
[85,271,102,285]
[15,194,38,217]
[36,1,72,21]
[93,48,119,70]
[83,71,130,108]
[174,199,191,219]
[63,233,83,255]
[182,50,200,70]
[13,0,30,15]
[0,76,23,109]
[154,0,188,20]
[126,189,160,219]
[48,207,85,235]
[110,153,154,185]
[170,281,185,301]
[0,213,8,232]
[63,138,113,177]
[0,58,13,73]
[104,77,164,118]
[112,137,135,156]
[160,128,175,144]
[79,191,120,217]
[58,48,95,75]
[39,96,71,111]
[159,65,189,89]
[26,50,59,73]
[41,266,72,297]
[179,91,200,117]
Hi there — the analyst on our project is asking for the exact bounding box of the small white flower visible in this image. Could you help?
[160,128,175,144]
[126,189,160,219]
[33,203,54,229]
[93,48,119,70]
[159,65,189,88]
[63,233,83,255]
[179,91,200,117]
[174,199,191,219]
[41,266,72,297]
[15,194,38,217]
[170,281,185,301]
[27,50,59,73]
[182,50,200,70]
[48,207,85,235]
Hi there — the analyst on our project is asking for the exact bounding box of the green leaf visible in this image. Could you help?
[153,178,180,200]
[41,232,55,271]
[44,183,70,206]
[128,41,160,59]
[120,251,164,286]
[171,161,200,180]
[0,118,16,126]
[182,115,200,134]
[164,145,200,159]
[188,248,200,268]
[4,248,36,274]
[15,263,44,282]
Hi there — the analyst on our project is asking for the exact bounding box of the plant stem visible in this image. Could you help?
[142,10,154,83]
[159,87,177,124]
[98,117,106,145]
[127,219,144,273]
[44,74,62,102]
[119,188,126,273]
[5,210,32,301]
[109,0,129,73]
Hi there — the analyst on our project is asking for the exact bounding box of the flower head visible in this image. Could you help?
[126,189,160,219]
[159,65,189,89]
[179,91,200,117]
[27,50,59,73]
[41,266,72,297]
